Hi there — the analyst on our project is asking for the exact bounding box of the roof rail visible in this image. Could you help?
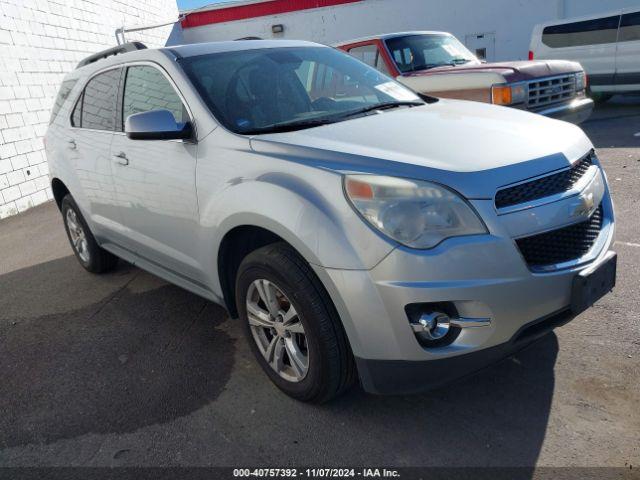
[76,42,147,69]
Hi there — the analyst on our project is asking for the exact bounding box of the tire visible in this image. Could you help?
[61,194,118,274]
[588,90,612,104]
[236,242,356,403]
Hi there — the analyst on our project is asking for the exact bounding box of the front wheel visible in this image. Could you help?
[236,243,356,403]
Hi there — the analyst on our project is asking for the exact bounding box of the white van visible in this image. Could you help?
[530,8,640,102]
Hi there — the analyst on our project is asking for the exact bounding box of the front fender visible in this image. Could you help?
[196,156,396,296]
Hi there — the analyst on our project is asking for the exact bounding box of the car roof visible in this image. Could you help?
[168,39,325,57]
[335,31,451,46]
[70,39,327,78]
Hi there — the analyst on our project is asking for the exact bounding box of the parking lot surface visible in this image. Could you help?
[0,98,639,469]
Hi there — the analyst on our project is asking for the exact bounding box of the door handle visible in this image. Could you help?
[113,152,129,166]
[67,139,76,150]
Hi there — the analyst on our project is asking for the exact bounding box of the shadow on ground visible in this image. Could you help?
[0,256,234,448]
[582,95,640,149]
[0,254,558,470]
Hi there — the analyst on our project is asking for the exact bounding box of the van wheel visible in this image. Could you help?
[61,195,118,273]
[236,242,356,403]
[588,90,612,104]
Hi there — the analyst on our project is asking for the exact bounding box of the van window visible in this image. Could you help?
[122,65,187,129]
[50,79,77,124]
[348,44,390,75]
[542,15,621,48]
[80,69,121,131]
[620,12,640,42]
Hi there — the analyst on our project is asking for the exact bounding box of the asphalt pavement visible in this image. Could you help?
[0,97,638,470]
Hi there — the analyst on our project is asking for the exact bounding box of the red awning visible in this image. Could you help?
[181,0,363,28]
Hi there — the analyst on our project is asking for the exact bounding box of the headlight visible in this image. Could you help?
[344,175,487,249]
[492,83,528,105]
[575,71,587,91]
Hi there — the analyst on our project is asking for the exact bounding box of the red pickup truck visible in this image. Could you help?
[336,31,593,124]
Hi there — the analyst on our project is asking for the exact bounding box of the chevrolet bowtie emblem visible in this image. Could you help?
[570,192,595,218]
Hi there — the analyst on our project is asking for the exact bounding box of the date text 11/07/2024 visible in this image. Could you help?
[232,468,401,478]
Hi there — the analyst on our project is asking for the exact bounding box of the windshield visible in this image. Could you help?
[179,46,423,135]
[385,34,478,74]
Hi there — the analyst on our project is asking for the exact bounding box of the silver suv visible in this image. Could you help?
[45,40,616,402]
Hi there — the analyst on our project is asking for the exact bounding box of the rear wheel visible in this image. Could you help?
[61,195,118,273]
[236,243,356,403]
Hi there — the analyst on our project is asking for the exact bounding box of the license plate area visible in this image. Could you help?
[571,253,617,315]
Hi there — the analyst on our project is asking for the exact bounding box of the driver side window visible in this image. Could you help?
[122,65,187,130]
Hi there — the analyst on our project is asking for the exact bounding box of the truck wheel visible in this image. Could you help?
[236,242,356,403]
[61,195,118,273]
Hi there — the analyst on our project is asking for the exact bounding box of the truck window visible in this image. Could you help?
[348,45,390,75]
[620,12,640,42]
[542,15,621,48]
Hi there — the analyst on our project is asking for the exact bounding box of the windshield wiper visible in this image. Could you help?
[244,101,424,134]
[407,59,472,72]
[338,101,424,119]
[406,63,441,72]
[243,116,343,135]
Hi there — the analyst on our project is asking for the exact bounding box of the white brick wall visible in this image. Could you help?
[0,0,178,219]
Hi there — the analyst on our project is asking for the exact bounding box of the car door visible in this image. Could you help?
[109,63,201,282]
[540,13,620,89]
[68,67,125,242]
[615,10,640,92]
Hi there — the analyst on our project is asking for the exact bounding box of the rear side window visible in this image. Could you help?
[542,15,621,48]
[50,79,77,124]
[122,65,187,128]
[80,69,121,131]
[620,12,640,42]
[348,44,390,75]
[71,92,82,127]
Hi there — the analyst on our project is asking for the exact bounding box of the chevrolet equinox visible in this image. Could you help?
[45,40,617,403]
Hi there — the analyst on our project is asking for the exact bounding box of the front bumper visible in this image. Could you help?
[535,97,594,125]
[357,308,575,395]
[313,164,615,395]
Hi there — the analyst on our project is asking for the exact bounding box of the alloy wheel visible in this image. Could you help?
[246,279,309,382]
[66,209,90,263]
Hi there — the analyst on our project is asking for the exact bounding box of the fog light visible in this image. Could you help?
[415,312,451,340]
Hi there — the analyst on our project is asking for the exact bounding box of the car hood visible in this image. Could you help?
[404,60,583,83]
[249,99,593,199]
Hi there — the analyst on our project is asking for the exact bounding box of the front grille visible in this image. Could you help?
[495,153,594,209]
[516,204,603,268]
[527,74,577,110]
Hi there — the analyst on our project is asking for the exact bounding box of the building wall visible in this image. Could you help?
[180,0,639,61]
[0,0,178,219]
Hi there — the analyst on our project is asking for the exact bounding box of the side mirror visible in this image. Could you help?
[125,109,193,141]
